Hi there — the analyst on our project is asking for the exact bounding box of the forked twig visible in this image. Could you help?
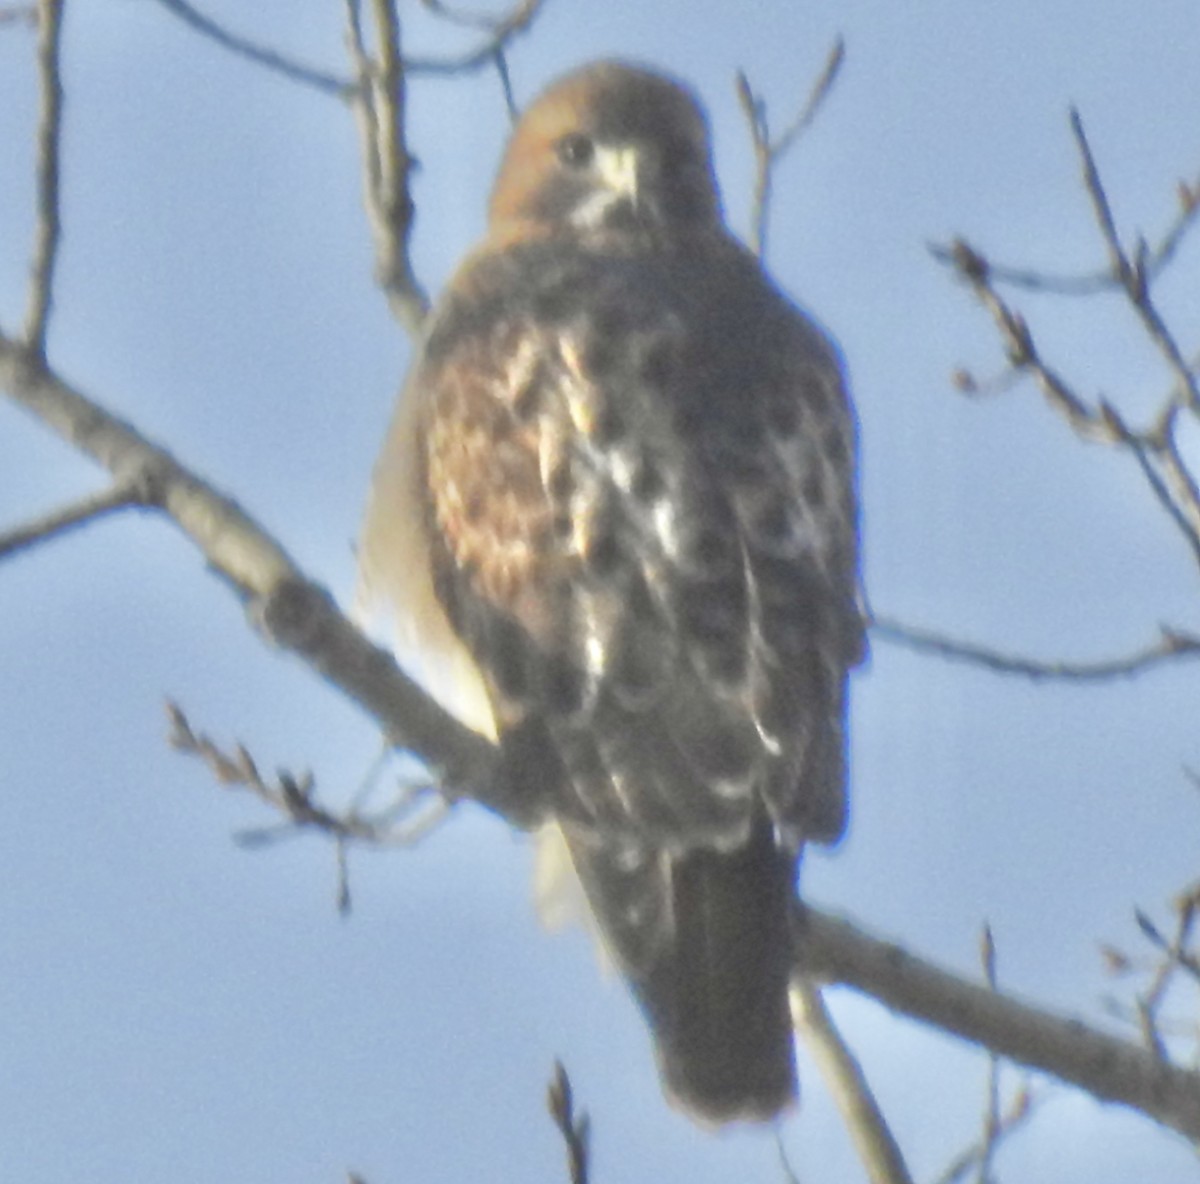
[736,38,845,259]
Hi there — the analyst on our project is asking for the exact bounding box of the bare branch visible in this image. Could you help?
[736,38,845,259]
[1134,894,1200,1061]
[1125,407,1200,573]
[149,0,349,95]
[165,701,448,849]
[926,162,1200,298]
[1070,109,1200,414]
[798,908,1200,1142]
[0,478,146,559]
[792,981,913,1184]
[941,239,1109,438]
[406,0,545,76]
[930,1088,1037,1184]
[547,1062,590,1184]
[345,0,429,334]
[149,0,543,95]
[0,335,523,822]
[976,925,1001,1184]
[870,615,1200,681]
[22,0,64,358]
[938,236,1200,570]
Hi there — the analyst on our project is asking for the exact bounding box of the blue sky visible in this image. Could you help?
[2,1,1198,1181]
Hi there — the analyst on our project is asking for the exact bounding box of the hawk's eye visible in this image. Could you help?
[556,132,595,170]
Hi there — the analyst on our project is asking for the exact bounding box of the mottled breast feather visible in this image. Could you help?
[419,233,860,849]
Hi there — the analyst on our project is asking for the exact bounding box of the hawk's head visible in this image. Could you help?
[489,61,723,237]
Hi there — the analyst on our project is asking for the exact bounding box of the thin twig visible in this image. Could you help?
[930,1088,1037,1184]
[976,925,1001,1184]
[166,700,449,849]
[928,151,1199,299]
[404,0,544,76]
[493,45,519,123]
[150,0,349,94]
[942,239,1107,437]
[22,0,64,358]
[1070,109,1200,414]
[150,0,542,95]
[1135,896,1200,1060]
[870,615,1200,681]
[939,237,1200,568]
[736,38,845,259]
[792,981,913,1184]
[0,479,147,559]
[547,1062,590,1184]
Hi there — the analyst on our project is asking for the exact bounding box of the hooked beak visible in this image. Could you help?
[595,145,641,209]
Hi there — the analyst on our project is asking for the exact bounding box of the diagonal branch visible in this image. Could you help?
[0,478,147,559]
[1070,109,1200,414]
[798,908,1200,1142]
[938,237,1200,574]
[0,335,512,821]
[793,981,913,1184]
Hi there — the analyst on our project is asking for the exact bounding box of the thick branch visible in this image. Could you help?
[0,338,514,819]
[799,908,1200,1142]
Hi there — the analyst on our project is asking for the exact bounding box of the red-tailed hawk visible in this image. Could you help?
[358,60,861,1124]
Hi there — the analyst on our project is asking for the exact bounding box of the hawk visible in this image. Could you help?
[357,60,862,1124]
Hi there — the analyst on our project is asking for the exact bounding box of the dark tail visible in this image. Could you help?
[567,821,798,1124]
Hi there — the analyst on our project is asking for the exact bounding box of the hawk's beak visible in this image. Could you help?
[595,145,641,210]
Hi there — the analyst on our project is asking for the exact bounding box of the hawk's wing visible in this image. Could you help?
[418,239,859,835]
[367,234,861,1121]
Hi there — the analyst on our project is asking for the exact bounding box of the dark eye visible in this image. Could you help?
[556,132,595,169]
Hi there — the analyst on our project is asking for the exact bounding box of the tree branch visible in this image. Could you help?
[547,1062,591,1184]
[345,0,429,334]
[148,0,544,97]
[793,981,913,1184]
[22,0,65,359]
[0,336,518,822]
[736,38,845,260]
[1069,108,1200,414]
[929,1087,1037,1184]
[870,615,1200,681]
[798,908,1200,1142]
[0,478,147,559]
